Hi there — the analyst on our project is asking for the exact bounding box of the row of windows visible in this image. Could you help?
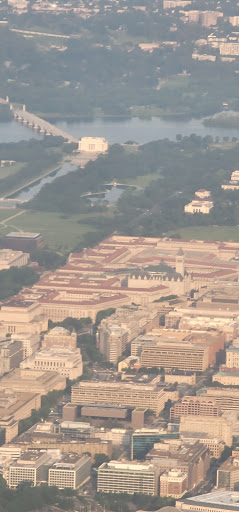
[44,308,92,318]
[98,482,155,488]
[73,389,160,397]
[10,469,35,475]
[49,477,74,482]
[34,360,66,367]
[98,473,155,478]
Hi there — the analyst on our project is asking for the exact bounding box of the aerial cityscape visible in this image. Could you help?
[2,0,239,511]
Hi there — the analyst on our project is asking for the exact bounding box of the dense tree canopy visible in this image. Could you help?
[0,474,74,512]
[24,136,239,244]
[0,266,38,301]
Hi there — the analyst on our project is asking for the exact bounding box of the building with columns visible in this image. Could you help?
[78,137,108,153]
[20,346,83,380]
[0,250,29,270]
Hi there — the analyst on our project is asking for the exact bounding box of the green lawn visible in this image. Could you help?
[166,225,239,242]
[0,210,100,252]
[124,169,162,188]
[0,210,22,223]
[110,30,149,46]
[0,162,25,180]
[162,75,191,90]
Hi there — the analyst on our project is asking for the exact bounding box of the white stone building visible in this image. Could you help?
[78,137,108,153]
[20,346,83,380]
[11,333,40,358]
[0,249,29,270]
[184,199,214,214]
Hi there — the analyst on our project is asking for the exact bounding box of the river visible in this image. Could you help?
[55,116,239,143]
[3,115,239,144]
[3,115,239,202]
[0,120,43,142]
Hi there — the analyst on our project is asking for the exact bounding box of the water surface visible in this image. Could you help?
[56,116,239,144]
[2,115,239,145]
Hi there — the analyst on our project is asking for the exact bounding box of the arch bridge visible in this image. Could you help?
[13,106,78,143]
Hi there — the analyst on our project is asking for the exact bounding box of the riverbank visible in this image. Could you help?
[203,111,239,129]
[4,113,239,147]
[54,116,239,145]
[33,109,202,123]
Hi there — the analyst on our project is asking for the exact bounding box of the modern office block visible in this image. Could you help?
[9,451,50,488]
[97,460,160,496]
[48,454,91,489]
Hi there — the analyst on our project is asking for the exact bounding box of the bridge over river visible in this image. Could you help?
[13,106,78,143]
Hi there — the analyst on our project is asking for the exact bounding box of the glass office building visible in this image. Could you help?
[131,429,179,459]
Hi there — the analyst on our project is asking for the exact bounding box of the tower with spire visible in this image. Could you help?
[176,248,185,277]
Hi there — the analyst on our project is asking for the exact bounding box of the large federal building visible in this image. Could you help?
[170,396,221,421]
[0,368,66,395]
[139,338,210,372]
[97,460,160,495]
[48,454,91,490]
[0,249,29,270]
[9,451,50,488]
[71,380,178,416]
[176,491,239,512]
[20,346,83,380]
[1,235,239,325]
[200,387,239,412]
[180,415,233,446]
[0,300,48,336]
[1,232,44,252]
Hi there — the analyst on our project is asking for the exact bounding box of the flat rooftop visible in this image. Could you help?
[81,404,129,411]
[216,371,239,377]
[3,300,35,308]
[218,457,239,471]
[6,232,41,239]
[104,460,156,471]
[15,451,47,464]
[51,453,84,468]
[182,491,239,510]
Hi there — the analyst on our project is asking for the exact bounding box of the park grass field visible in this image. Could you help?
[1,213,239,256]
[124,169,162,188]
[161,74,190,91]
[0,210,22,223]
[166,225,239,242]
[0,162,25,180]
[0,210,101,252]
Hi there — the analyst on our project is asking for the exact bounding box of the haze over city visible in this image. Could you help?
[1,0,239,511]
